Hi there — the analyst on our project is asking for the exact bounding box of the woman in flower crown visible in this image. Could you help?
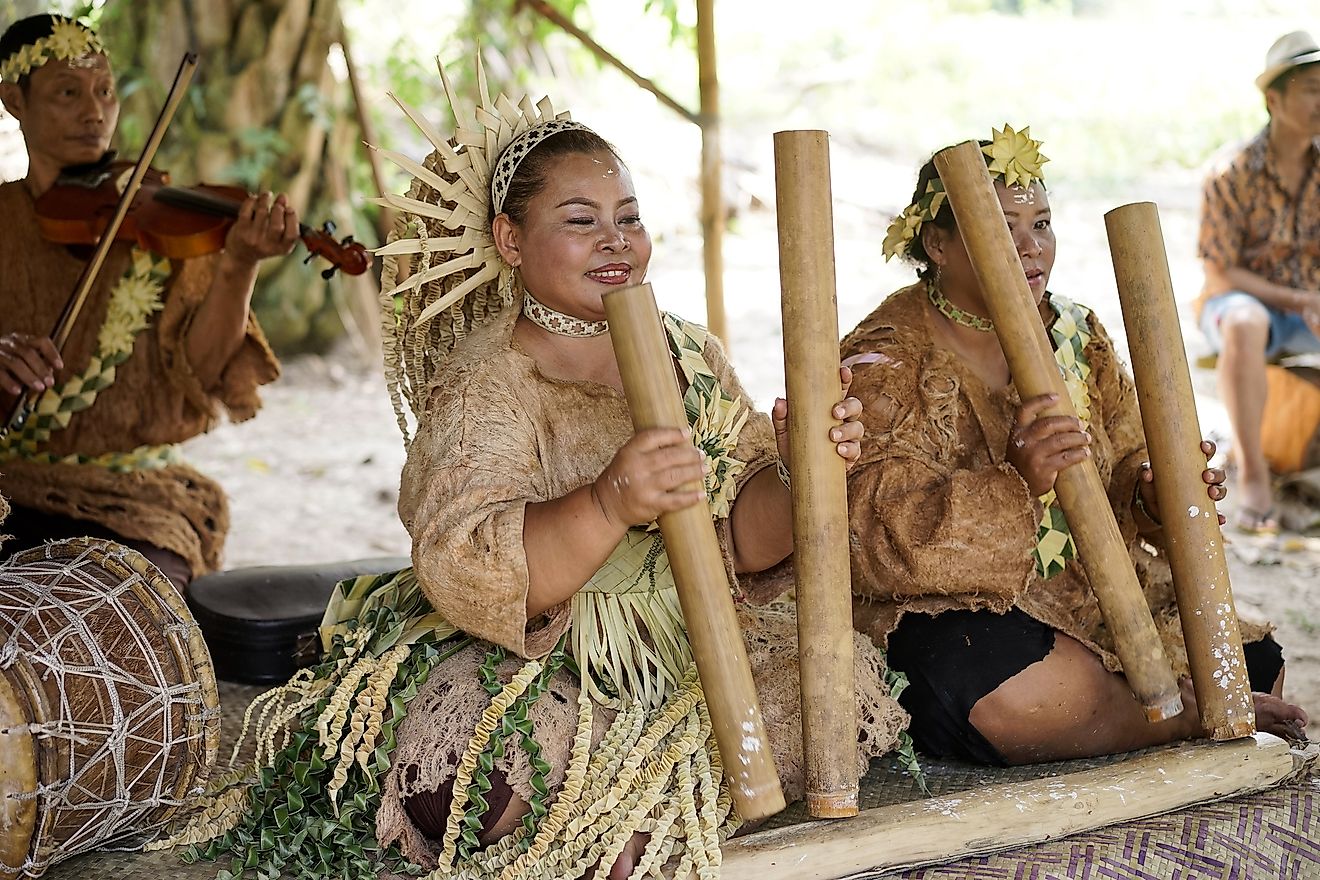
[841,126,1308,767]
[176,61,907,880]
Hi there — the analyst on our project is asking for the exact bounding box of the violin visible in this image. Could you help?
[34,160,371,278]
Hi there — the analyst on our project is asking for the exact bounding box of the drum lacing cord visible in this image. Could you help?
[1,544,214,872]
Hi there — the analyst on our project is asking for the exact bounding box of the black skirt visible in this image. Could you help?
[886,607,1285,766]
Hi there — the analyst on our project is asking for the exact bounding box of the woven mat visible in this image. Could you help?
[35,682,1317,879]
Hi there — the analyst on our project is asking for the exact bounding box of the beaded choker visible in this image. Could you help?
[522,291,609,337]
[927,279,994,333]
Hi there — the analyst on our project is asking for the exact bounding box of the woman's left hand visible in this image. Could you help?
[771,365,866,474]
[1137,439,1227,526]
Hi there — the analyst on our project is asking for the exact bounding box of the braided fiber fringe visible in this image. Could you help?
[149,599,473,879]
[422,664,737,880]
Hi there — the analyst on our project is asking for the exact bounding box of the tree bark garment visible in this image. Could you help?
[841,282,1270,676]
[0,181,280,576]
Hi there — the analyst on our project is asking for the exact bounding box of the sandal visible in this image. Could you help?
[1234,506,1281,536]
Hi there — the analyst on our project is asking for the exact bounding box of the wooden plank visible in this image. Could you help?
[705,734,1295,880]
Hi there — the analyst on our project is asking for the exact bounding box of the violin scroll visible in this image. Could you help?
[302,220,370,279]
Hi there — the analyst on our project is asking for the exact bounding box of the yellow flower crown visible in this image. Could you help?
[0,19,106,83]
[882,124,1048,261]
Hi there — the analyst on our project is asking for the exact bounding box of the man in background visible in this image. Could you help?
[1197,30,1320,533]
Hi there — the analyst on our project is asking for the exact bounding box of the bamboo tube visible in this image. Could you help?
[697,0,728,345]
[1104,202,1255,740]
[602,283,786,821]
[933,142,1182,721]
[772,130,857,819]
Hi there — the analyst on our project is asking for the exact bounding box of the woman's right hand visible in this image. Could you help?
[592,427,707,529]
[1006,392,1091,497]
[0,333,62,396]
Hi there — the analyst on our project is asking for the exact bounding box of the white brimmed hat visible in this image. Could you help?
[1257,30,1320,91]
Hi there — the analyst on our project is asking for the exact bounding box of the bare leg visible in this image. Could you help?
[968,634,1309,764]
[1216,301,1275,522]
[968,634,1199,764]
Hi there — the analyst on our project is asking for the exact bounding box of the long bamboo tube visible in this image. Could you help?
[772,130,858,819]
[603,283,786,821]
[933,142,1182,721]
[697,0,728,344]
[1104,202,1255,740]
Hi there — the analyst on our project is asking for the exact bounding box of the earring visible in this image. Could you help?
[499,267,518,303]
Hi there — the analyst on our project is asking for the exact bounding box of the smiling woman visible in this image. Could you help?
[492,131,651,345]
[172,56,910,880]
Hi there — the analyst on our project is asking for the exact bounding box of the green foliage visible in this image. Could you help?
[884,662,928,795]
[642,0,692,44]
[455,642,568,862]
[194,609,474,880]
[222,129,292,192]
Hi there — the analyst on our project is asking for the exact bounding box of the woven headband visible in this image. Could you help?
[491,118,593,214]
[0,19,106,83]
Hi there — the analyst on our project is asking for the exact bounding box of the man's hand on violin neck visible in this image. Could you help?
[221,191,300,268]
[0,333,62,396]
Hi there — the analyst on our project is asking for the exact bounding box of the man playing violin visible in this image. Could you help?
[0,13,297,590]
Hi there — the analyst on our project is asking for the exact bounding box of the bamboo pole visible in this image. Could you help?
[933,142,1182,721]
[603,283,786,822]
[697,0,728,345]
[1104,202,1255,741]
[772,130,857,818]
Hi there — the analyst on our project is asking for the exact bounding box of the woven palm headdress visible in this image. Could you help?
[370,57,590,448]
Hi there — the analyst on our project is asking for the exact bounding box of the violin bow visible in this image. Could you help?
[3,53,198,435]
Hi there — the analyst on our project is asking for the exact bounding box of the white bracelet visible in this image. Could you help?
[776,460,791,490]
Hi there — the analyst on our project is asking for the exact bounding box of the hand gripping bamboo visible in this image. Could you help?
[933,142,1182,721]
[1104,202,1255,740]
[603,283,787,821]
[772,130,858,818]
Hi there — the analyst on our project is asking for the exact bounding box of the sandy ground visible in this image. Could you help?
[179,147,1320,741]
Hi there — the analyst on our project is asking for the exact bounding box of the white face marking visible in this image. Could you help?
[1011,188,1035,205]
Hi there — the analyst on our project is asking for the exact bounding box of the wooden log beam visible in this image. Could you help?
[772,129,857,818]
[603,283,786,822]
[933,141,1182,721]
[1105,202,1255,741]
[701,734,1295,880]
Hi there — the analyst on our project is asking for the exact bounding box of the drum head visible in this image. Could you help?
[0,665,37,880]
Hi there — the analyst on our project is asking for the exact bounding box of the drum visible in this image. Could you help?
[0,538,219,878]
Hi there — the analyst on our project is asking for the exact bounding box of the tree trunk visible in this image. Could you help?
[99,0,375,353]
